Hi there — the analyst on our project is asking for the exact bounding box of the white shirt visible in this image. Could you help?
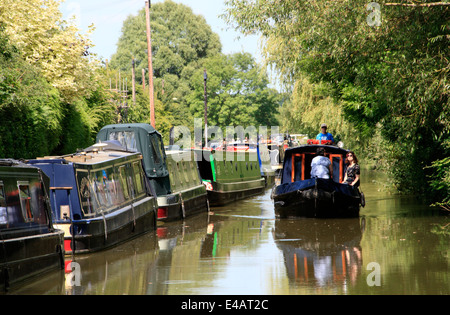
[311,156,331,179]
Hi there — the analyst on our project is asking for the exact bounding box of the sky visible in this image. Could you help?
[60,0,262,62]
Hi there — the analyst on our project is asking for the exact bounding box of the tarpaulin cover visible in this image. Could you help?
[274,178,357,197]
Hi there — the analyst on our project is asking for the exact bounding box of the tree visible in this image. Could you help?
[187,52,280,130]
[0,0,99,102]
[110,0,222,102]
[0,0,117,158]
[224,0,450,197]
[0,24,63,158]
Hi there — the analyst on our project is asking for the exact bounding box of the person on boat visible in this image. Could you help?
[342,151,360,187]
[315,123,335,145]
[311,147,333,179]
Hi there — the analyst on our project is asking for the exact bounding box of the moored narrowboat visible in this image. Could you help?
[226,143,276,188]
[96,124,208,222]
[28,141,158,255]
[195,148,266,206]
[0,159,65,291]
[271,144,364,218]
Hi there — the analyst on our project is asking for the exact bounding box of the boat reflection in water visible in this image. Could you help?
[274,218,365,289]
[65,231,159,295]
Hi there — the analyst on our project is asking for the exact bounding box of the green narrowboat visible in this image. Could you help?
[96,124,208,222]
[195,148,266,206]
[0,159,65,291]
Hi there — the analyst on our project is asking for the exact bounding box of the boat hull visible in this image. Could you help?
[272,178,361,218]
[63,196,157,255]
[207,179,266,207]
[0,230,65,291]
[156,186,208,222]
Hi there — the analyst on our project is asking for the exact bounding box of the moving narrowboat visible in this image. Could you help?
[271,143,364,218]
[28,141,158,255]
[96,124,208,222]
[195,148,266,206]
[0,159,65,291]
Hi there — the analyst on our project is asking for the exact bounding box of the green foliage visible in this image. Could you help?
[0,22,116,158]
[280,76,361,150]
[110,0,282,142]
[0,0,99,102]
[0,28,63,158]
[427,140,450,209]
[224,0,450,204]
[110,0,221,104]
[187,52,280,129]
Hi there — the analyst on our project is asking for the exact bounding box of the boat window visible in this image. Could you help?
[132,161,145,195]
[91,169,113,211]
[0,181,7,226]
[150,137,163,164]
[18,182,34,222]
[77,173,98,216]
[183,162,190,183]
[118,165,130,200]
[108,131,137,151]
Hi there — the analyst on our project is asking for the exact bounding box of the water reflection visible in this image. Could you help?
[6,169,449,295]
[274,218,364,289]
[67,231,159,295]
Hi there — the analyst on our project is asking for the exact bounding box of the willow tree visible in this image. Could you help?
[224,0,450,197]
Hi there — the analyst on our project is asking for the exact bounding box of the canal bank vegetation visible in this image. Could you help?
[109,0,281,137]
[224,0,449,208]
[0,0,118,157]
[0,0,281,156]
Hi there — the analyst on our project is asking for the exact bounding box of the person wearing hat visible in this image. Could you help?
[316,123,334,144]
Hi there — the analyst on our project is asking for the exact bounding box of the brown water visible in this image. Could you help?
[9,168,449,295]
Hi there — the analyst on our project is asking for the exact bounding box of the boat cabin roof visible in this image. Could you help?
[96,123,168,179]
[281,145,350,184]
[64,141,141,166]
[35,141,142,167]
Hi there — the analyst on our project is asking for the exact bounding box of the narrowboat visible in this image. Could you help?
[195,148,266,206]
[0,159,65,291]
[271,143,364,218]
[28,141,158,255]
[96,124,208,222]
[226,143,276,188]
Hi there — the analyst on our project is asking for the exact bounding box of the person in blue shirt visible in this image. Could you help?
[316,123,334,144]
[311,147,333,179]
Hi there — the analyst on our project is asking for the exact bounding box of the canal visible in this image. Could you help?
[8,168,449,295]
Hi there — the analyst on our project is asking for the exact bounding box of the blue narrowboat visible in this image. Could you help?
[96,124,208,222]
[271,144,364,218]
[0,159,65,291]
[28,141,158,255]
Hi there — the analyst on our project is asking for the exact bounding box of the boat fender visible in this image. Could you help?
[180,193,186,218]
[206,198,211,213]
[360,191,365,208]
[101,212,108,243]
[274,201,285,207]
[2,268,9,292]
[131,203,136,232]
